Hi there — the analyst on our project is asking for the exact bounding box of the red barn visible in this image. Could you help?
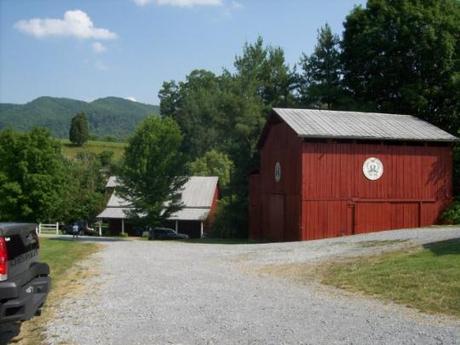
[249,108,458,242]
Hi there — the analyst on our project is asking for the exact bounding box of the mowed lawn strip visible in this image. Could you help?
[39,238,100,284]
[321,239,460,318]
[9,238,101,345]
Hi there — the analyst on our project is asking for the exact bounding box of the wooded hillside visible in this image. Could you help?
[0,96,159,139]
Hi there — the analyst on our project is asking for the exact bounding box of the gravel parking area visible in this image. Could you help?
[46,226,460,345]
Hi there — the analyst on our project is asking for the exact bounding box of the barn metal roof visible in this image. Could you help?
[272,108,458,142]
[106,176,120,188]
[97,176,218,221]
[168,208,210,221]
[180,176,218,208]
[106,192,130,208]
[97,207,131,219]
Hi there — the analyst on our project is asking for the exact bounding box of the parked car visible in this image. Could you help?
[0,223,51,323]
[148,227,189,240]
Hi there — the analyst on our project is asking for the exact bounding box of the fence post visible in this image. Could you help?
[38,223,41,234]
[98,222,102,237]
[56,222,59,235]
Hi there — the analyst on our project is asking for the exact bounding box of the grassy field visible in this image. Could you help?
[60,139,127,161]
[8,238,100,345]
[39,238,100,283]
[321,239,460,318]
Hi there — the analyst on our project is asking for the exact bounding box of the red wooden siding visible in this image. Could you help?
[205,186,220,233]
[250,124,453,241]
[250,121,303,241]
[300,142,452,240]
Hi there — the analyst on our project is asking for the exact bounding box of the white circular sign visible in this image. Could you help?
[274,162,281,182]
[363,157,384,181]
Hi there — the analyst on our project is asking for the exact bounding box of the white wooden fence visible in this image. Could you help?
[37,222,103,236]
[37,222,60,235]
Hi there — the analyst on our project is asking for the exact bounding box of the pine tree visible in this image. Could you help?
[69,112,89,146]
[298,24,345,109]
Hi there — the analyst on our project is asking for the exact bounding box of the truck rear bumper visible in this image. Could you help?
[0,274,51,323]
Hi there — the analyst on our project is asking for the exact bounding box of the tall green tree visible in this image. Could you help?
[298,24,347,109]
[188,150,234,189]
[63,152,106,223]
[234,36,296,108]
[0,128,71,222]
[118,117,187,226]
[159,70,223,159]
[342,0,460,132]
[69,112,90,146]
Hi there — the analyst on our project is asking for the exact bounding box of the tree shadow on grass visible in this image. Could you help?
[422,238,460,256]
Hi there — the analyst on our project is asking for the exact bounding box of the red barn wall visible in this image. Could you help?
[301,142,453,240]
[250,121,303,241]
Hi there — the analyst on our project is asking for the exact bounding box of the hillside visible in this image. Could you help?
[0,96,159,139]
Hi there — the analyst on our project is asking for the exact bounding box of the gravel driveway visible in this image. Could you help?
[46,226,460,345]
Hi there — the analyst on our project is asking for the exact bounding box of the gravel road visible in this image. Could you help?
[46,226,460,345]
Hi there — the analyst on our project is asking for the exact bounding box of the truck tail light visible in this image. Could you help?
[0,237,8,281]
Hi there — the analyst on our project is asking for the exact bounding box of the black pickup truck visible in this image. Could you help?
[0,223,50,323]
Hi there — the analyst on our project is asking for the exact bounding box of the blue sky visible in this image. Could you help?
[0,0,365,105]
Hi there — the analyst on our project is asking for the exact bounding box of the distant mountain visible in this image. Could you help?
[0,96,160,139]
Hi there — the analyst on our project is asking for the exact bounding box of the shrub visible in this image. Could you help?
[440,201,460,224]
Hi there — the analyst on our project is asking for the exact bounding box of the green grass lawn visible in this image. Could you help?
[321,239,460,318]
[39,238,100,284]
[60,139,127,161]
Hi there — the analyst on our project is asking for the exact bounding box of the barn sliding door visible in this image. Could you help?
[354,202,420,234]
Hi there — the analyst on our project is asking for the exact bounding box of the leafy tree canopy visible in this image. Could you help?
[342,0,460,132]
[0,128,71,222]
[118,116,188,226]
[188,150,234,188]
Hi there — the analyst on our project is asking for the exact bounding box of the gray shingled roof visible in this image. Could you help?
[272,108,458,142]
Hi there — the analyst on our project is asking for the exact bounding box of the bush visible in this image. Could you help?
[212,195,248,238]
[440,201,460,224]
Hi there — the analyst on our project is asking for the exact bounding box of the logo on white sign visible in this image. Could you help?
[363,157,383,180]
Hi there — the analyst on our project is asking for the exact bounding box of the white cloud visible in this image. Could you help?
[132,0,222,7]
[132,0,153,5]
[92,42,107,53]
[95,61,108,71]
[15,10,117,40]
[231,1,243,9]
[126,96,137,102]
